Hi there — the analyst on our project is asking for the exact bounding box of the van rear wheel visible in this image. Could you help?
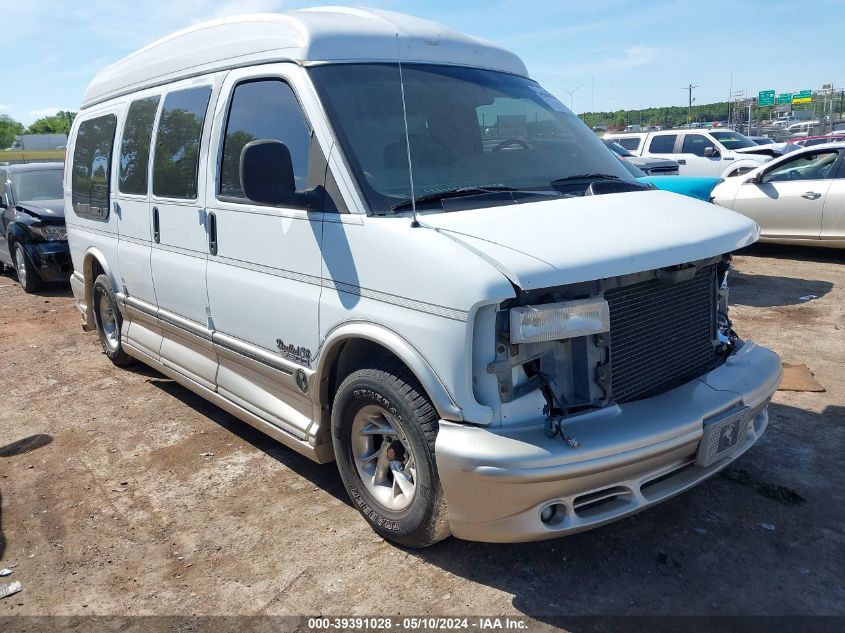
[332,362,450,548]
[92,274,135,368]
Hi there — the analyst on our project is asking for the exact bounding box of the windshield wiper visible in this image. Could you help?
[550,174,621,186]
[390,186,518,211]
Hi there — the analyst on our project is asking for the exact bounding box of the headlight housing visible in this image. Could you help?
[510,297,610,344]
[27,224,67,242]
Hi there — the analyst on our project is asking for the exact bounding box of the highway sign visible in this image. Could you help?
[757,90,775,106]
[792,90,813,104]
[777,93,793,105]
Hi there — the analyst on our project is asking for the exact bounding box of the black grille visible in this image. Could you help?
[605,265,717,403]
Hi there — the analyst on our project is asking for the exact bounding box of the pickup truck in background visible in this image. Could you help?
[604,129,777,178]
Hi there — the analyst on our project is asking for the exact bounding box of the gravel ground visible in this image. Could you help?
[0,243,843,625]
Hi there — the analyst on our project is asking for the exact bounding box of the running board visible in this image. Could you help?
[123,342,336,464]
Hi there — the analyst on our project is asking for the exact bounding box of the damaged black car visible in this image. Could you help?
[0,162,70,292]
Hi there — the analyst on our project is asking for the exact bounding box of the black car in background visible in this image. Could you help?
[0,162,70,292]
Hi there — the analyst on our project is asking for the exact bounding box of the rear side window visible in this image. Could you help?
[681,134,715,157]
[119,96,160,195]
[219,79,311,199]
[71,114,117,220]
[648,134,677,154]
[616,137,641,151]
[153,86,212,199]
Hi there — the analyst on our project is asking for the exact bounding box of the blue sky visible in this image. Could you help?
[5,0,844,125]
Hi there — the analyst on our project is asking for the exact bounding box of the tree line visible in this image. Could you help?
[0,111,77,148]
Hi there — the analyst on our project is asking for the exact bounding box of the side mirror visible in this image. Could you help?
[704,146,720,158]
[746,172,763,184]
[240,139,316,208]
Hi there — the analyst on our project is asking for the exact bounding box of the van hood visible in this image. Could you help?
[422,189,759,290]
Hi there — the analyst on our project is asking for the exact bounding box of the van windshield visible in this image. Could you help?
[309,64,633,214]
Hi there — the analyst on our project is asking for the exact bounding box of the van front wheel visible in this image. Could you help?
[332,363,450,548]
[92,274,135,368]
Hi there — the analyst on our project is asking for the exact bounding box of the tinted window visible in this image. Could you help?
[681,134,715,157]
[72,114,117,220]
[617,137,641,151]
[119,96,160,195]
[153,87,211,199]
[648,134,677,153]
[763,151,840,183]
[220,80,311,199]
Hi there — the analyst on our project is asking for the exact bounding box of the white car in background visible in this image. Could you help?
[711,142,845,248]
[604,129,775,178]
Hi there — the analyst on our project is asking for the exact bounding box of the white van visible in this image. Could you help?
[66,7,781,546]
[605,129,776,177]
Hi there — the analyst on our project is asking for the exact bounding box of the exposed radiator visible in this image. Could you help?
[605,265,718,404]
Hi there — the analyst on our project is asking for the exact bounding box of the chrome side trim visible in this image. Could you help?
[213,331,300,376]
[159,307,213,341]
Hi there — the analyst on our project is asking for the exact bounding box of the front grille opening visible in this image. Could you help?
[605,265,718,404]
[573,485,633,518]
[640,461,696,500]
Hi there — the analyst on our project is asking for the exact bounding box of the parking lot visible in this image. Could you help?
[0,244,843,621]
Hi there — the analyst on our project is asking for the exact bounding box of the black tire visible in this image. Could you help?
[332,362,451,548]
[13,243,43,293]
[92,274,135,368]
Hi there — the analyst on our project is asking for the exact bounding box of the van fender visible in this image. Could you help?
[315,320,463,422]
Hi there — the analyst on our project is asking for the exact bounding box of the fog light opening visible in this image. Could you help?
[539,502,566,527]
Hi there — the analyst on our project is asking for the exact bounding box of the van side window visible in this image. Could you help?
[681,134,714,157]
[219,80,311,199]
[71,114,117,220]
[153,86,212,199]
[648,134,677,154]
[119,96,160,195]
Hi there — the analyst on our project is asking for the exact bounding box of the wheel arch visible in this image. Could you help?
[314,323,463,440]
[80,247,114,330]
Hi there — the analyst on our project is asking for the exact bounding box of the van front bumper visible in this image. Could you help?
[435,342,781,543]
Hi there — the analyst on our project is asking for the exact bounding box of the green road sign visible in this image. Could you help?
[777,93,793,104]
[758,90,775,106]
[793,90,813,104]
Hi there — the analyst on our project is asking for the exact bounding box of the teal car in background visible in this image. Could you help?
[617,154,722,201]
[637,174,723,201]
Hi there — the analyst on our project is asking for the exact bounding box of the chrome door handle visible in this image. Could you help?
[801,192,821,200]
[677,159,686,165]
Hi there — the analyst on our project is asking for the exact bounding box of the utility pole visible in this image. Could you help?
[683,84,698,126]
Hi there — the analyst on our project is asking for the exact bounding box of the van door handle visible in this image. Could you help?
[207,211,218,256]
[114,202,121,218]
[677,159,686,165]
[801,192,822,200]
[152,206,160,243]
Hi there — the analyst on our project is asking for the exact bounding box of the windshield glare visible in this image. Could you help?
[11,169,63,201]
[711,131,757,150]
[310,64,633,213]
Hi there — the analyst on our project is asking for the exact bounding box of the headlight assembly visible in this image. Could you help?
[510,297,610,344]
[27,224,67,242]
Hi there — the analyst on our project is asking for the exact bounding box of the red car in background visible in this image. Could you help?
[789,134,845,147]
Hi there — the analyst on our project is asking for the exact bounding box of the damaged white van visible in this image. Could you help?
[66,7,781,547]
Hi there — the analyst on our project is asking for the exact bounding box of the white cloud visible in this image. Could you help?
[0,104,8,111]
[29,107,74,119]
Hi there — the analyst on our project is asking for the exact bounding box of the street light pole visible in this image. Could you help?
[683,84,698,125]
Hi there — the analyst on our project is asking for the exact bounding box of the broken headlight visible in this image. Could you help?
[509,297,610,344]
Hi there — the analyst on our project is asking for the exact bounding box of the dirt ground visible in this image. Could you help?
[0,243,843,625]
